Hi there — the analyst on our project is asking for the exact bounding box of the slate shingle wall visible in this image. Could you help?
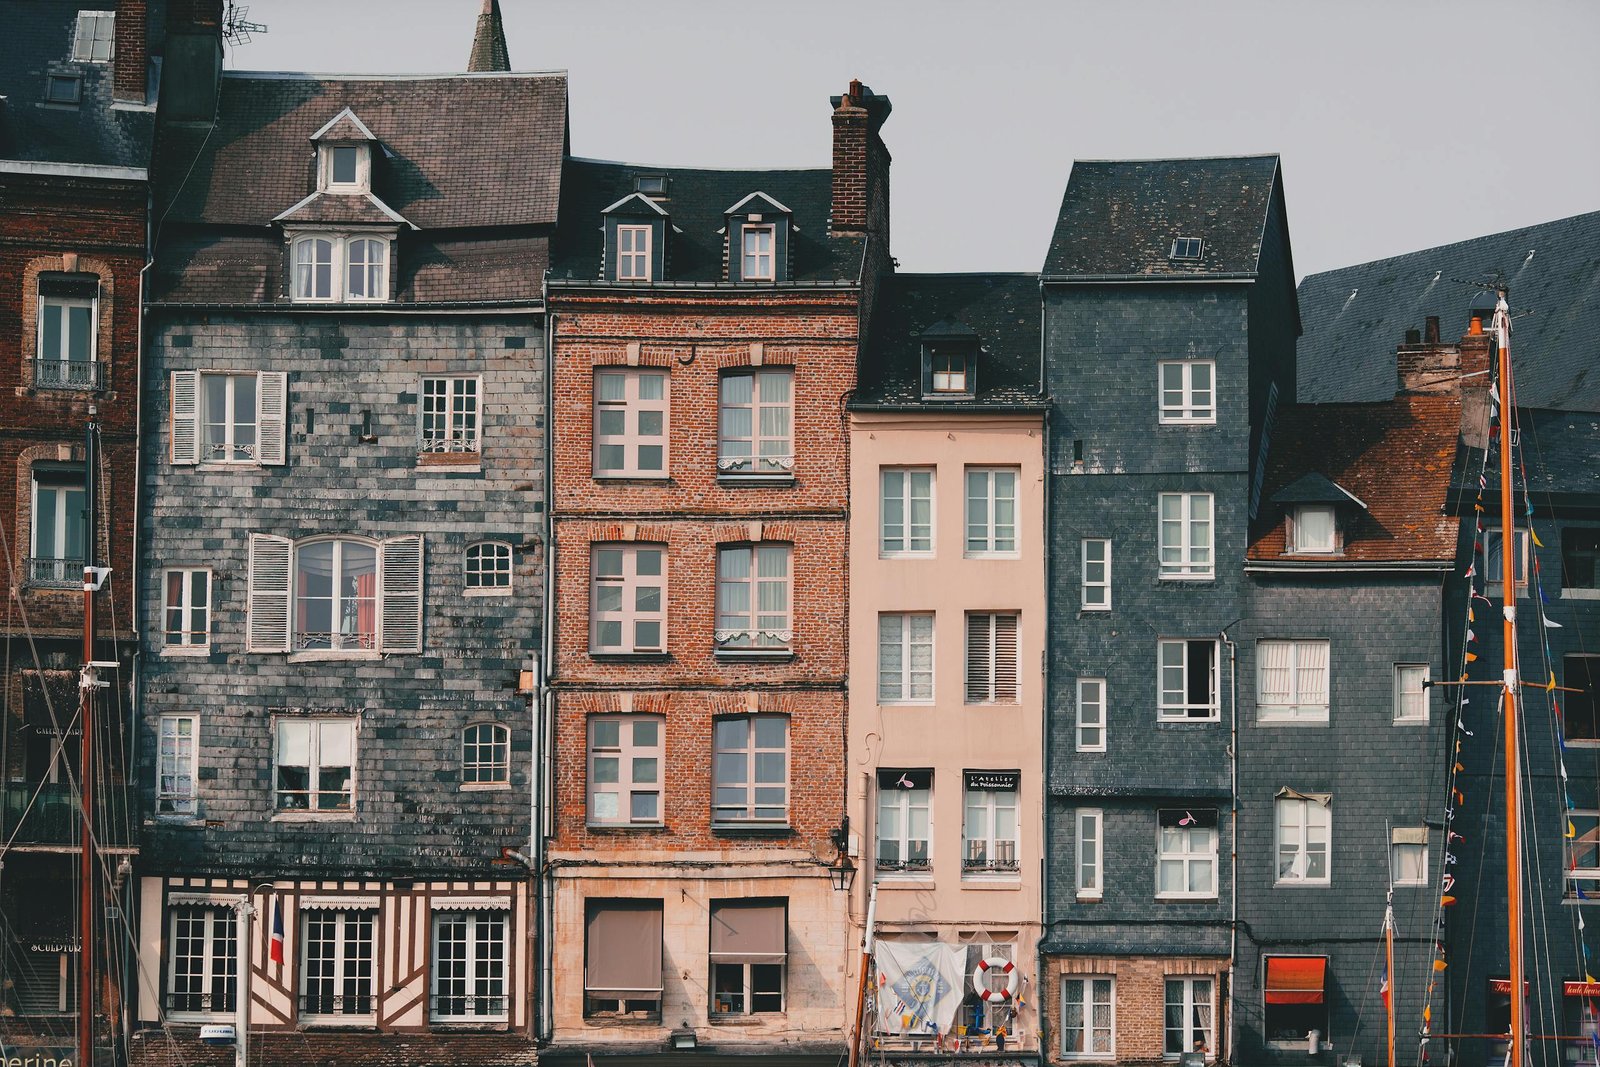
[138,314,544,879]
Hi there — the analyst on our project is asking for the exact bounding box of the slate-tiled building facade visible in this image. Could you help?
[0,0,165,1055]
[844,272,1047,1058]
[128,21,560,1064]
[1040,156,1300,1064]
[539,83,890,1065]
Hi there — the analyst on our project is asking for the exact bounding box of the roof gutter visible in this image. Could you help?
[144,300,545,314]
[1243,560,1454,574]
[546,279,858,291]
[1041,272,1257,285]
[0,160,149,181]
[846,401,1050,414]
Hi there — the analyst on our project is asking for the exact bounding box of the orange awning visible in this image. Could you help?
[1265,956,1327,1005]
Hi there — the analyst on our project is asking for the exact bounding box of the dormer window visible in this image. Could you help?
[617,226,652,282]
[1289,505,1337,554]
[635,175,668,197]
[291,234,390,302]
[932,348,967,393]
[320,144,371,193]
[1171,237,1204,260]
[918,318,980,400]
[725,194,791,284]
[602,193,670,284]
[742,224,775,281]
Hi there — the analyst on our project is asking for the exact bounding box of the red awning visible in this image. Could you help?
[1565,981,1600,998]
[1265,957,1327,1005]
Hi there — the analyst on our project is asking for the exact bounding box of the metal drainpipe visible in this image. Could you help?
[536,299,557,1043]
[1036,273,1052,1059]
[1220,626,1239,1064]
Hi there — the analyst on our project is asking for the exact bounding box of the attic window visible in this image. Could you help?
[635,175,668,197]
[319,144,371,193]
[1289,505,1337,554]
[72,11,115,62]
[46,75,83,105]
[742,226,775,281]
[1170,237,1205,261]
[922,343,976,399]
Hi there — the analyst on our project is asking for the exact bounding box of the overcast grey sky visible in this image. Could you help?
[227,0,1599,280]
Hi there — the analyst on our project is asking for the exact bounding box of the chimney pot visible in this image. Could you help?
[1405,328,1421,345]
[1424,316,1440,344]
[1468,315,1484,336]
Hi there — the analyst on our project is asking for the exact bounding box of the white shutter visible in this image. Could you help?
[170,370,200,466]
[992,614,1019,702]
[966,614,991,703]
[256,371,288,466]
[246,534,292,653]
[379,535,423,654]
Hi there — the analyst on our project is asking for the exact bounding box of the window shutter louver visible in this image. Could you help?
[256,371,289,465]
[966,614,991,703]
[993,614,1019,702]
[170,370,200,466]
[246,534,292,653]
[379,535,424,653]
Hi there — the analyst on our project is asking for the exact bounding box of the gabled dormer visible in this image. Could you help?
[312,107,379,194]
[724,192,792,283]
[1271,473,1367,555]
[918,318,980,400]
[601,193,669,283]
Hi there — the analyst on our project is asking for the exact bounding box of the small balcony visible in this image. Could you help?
[25,557,84,589]
[2,782,130,847]
[33,359,103,391]
[964,840,1020,875]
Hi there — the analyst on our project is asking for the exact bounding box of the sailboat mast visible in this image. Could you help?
[1385,894,1396,1067]
[1494,288,1525,1067]
[77,411,98,1067]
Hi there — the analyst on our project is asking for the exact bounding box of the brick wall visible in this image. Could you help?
[1043,955,1228,1066]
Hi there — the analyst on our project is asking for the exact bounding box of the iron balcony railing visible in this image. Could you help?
[25,557,85,588]
[33,359,103,391]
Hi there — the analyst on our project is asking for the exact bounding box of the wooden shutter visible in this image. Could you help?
[992,614,1019,702]
[379,535,423,654]
[256,371,288,465]
[246,534,292,653]
[170,370,199,466]
[966,614,991,702]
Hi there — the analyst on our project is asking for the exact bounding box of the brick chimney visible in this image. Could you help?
[830,79,892,239]
[162,0,225,122]
[113,0,148,104]
[467,0,511,73]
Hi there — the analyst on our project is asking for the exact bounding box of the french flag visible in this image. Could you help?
[269,898,284,965]
[1379,963,1389,1012]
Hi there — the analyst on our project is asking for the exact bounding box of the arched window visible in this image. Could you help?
[346,238,387,301]
[293,237,334,300]
[465,541,512,593]
[462,723,510,785]
[295,538,378,651]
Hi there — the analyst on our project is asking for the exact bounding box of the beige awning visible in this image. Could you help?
[709,901,787,965]
[1392,827,1428,845]
[1276,787,1332,806]
[584,901,664,999]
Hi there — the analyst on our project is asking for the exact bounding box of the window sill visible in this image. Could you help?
[582,1013,663,1027]
[960,877,1022,889]
[717,473,794,487]
[1081,606,1111,614]
[714,648,794,662]
[1391,717,1430,727]
[712,823,793,838]
[460,782,511,792]
[147,814,205,828]
[880,700,936,709]
[962,552,1022,561]
[1566,739,1600,748]
[160,645,212,658]
[709,1013,785,1026]
[879,552,936,561]
[1158,418,1219,427]
[463,587,512,598]
[593,473,672,483]
[417,454,482,473]
[1155,894,1220,902]
[1158,574,1216,582]
[1075,889,1102,902]
[299,1019,377,1030]
[1255,715,1331,727]
[428,1021,508,1032]
[197,461,266,472]
[586,822,667,832]
[272,811,356,823]
[1156,714,1221,724]
[287,650,381,663]
[1273,880,1331,889]
[1563,588,1600,600]
[964,700,1022,708]
[22,581,81,593]
[591,650,672,662]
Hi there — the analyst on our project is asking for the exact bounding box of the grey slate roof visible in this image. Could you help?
[551,157,865,284]
[0,0,161,170]
[853,273,1045,409]
[1298,211,1600,412]
[1042,155,1281,279]
[1452,408,1600,508]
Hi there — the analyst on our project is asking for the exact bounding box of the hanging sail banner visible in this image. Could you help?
[874,940,965,1035]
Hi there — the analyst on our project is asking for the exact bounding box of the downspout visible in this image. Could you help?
[536,289,557,1043]
[1036,276,1051,1061]
[1220,626,1239,1065]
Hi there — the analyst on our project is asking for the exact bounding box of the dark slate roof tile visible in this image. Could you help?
[273,191,412,227]
[854,273,1044,409]
[551,158,864,284]
[1043,155,1280,278]
[1297,211,1600,412]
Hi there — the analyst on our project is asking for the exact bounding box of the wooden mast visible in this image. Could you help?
[1494,288,1525,1067]
[77,412,98,1067]
[1385,892,1396,1067]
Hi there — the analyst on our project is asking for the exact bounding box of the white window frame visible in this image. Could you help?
[1485,528,1530,597]
[318,144,371,193]
[712,714,789,826]
[1170,237,1204,260]
[1275,796,1332,885]
[37,291,99,372]
[587,714,664,826]
[291,233,390,303]
[1156,812,1218,900]
[246,534,422,656]
[1158,638,1220,722]
[1256,639,1331,723]
[1158,360,1216,424]
[1568,809,1600,901]
[461,722,510,787]
[741,224,775,281]
[1082,538,1111,610]
[965,612,1020,704]
[1076,677,1107,753]
[616,224,652,282]
[162,567,212,650]
[72,11,115,62]
[157,714,198,816]
[200,372,260,463]
[1060,975,1115,1059]
[877,613,934,704]
[293,538,378,653]
[464,541,512,595]
[273,717,356,814]
[299,908,376,1022]
[962,779,1019,875]
[166,902,237,1020]
[875,773,932,875]
[1289,504,1338,554]
[965,467,1019,556]
[419,376,481,455]
[1159,492,1214,579]
[593,368,669,478]
[1394,664,1429,724]
[1076,808,1103,899]
[176,370,288,468]
[717,369,794,477]
[715,543,791,652]
[30,468,86,585]
[1390,830,1428,888]
[1164,976,1216,1060]
[880,468,934,556]
[429,909,509,1022]
[591,544,667,654]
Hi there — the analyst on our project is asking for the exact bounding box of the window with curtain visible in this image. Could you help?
[878,613,934,703]
[274,718,355,812]
[1164,977,1215,1058]
[880,468,934,554]
[166,903,236,1018]
[876,769,931,873]
[715,543,790,651]
[1257,640,1330,722]
[717,370,793,476]
[1061,976,1114,1058]
[295,539,378,651]
[711,715,788,825]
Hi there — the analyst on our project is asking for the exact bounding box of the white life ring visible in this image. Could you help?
[974,957,1018,1002]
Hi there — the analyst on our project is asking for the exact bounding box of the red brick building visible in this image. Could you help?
[540,83,891,1064]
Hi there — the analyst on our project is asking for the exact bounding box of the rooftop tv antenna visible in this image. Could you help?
[224,1,268,45]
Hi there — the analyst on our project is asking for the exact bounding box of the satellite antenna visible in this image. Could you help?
[223,1,268,45]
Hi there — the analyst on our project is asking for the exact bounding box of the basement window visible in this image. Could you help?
[1170,237,1205,260]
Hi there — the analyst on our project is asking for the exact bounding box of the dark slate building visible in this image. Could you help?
[0,0,166,1058]
[128,11,560,1066]
[1039,156,1300,1065]
[1236,389,1459,1064]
